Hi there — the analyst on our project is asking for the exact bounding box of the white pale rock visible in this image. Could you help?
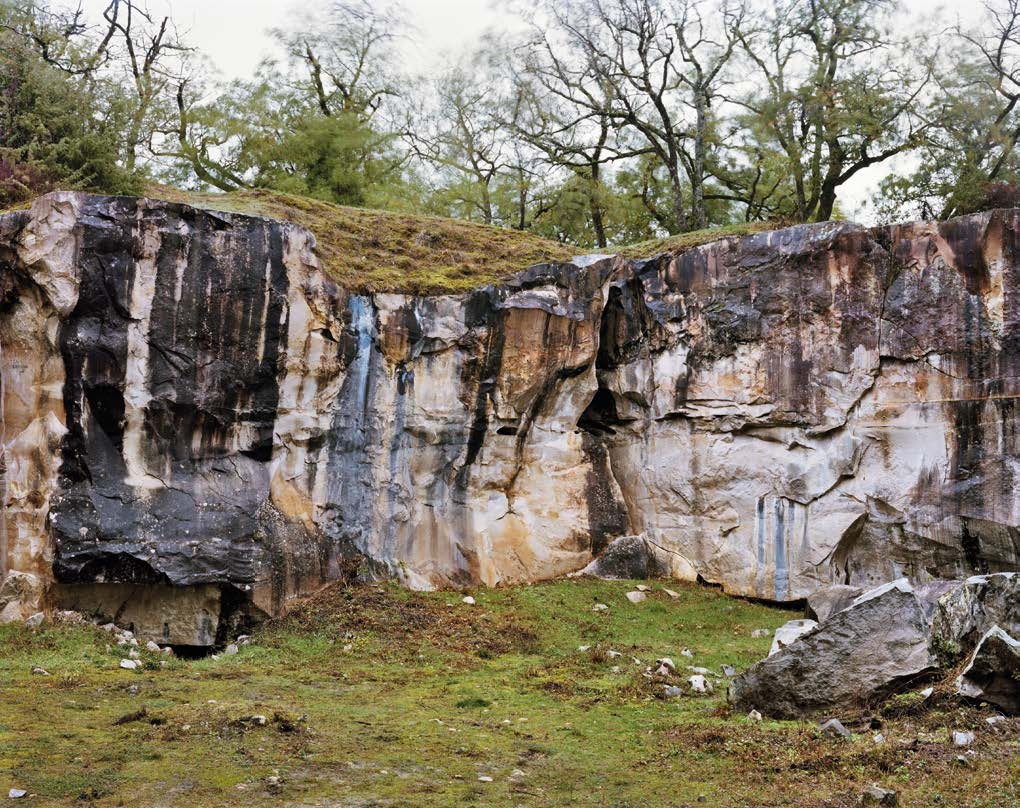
[662,589,681,599]
[769,619,818,655]
[592,603,609,612]
[119,659,138,670]
[952,731,975,747]
[747,710,763,722]
[23,612,45,629]
[145,640,161,652]
[751,629,771,638]
[688,675,712,694]
[462,596,476,605]
[625,591,646,604]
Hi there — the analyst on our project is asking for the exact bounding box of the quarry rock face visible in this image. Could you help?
[1,193,1018,640]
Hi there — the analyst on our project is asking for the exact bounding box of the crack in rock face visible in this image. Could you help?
[0,193,1017,640]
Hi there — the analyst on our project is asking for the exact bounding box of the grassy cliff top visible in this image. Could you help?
[147,185,774,295]
[146,185,576,295]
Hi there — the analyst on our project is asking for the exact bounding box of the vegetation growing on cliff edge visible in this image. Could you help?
[1,579,1017,806]
[146,184,772,294]
[146,185,575,294]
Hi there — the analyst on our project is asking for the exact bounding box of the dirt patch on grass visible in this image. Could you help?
[270,583,539,658]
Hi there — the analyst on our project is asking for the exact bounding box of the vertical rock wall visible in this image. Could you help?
[0,193,1016,639]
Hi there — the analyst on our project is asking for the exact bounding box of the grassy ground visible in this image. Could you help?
[1,579,1016,807]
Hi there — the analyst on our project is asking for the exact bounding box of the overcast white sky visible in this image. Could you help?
[81,0,989,220]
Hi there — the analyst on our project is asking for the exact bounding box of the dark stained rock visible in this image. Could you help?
[575,535,665,579]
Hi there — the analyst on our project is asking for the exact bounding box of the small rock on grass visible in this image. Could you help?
[635,585,651,592]
[31,666,49,676]
[145,640,161,653]
[224,644,239,656]
[662,588,681,599]
[688,675,712,694]
[751,628,770,638]
[9,788,27,799]
[663,685,683,699]
[625,591,646,604]
[862,784,898,805]
[119,659,138,670]
[986,715,1006,726]
[952,730,975,747]
[680,648,693,658]
[23,613,44,629]
[592,603,609,612]
[819,718,851,740]
[721,664,737,677]
[477,775,493,783]
[747,709,763,722]
[462,596,476,605]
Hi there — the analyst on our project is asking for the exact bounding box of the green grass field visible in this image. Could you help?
[1,579,1017,806]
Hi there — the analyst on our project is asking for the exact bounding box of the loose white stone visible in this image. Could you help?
[462,596,476,605]
[625,591,646,604]
[119,659,138,670]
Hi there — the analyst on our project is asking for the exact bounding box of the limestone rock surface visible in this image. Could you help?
[1,193,1018,637]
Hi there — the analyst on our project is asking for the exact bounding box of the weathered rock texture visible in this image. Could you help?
[729,580,940,718]
[1,193,1018,637]
[730,573,1019,717]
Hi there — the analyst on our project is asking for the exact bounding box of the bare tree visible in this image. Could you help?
[731,0,933,222]
[527,0,743,233]
[272,0,405,122]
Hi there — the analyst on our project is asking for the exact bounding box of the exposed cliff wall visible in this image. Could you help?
[1,193,1016,639]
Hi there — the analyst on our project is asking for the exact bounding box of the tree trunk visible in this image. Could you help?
[691,91,708,230]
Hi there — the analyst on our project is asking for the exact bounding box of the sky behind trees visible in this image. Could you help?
[147,0,984,221]
[6,0,1016,243]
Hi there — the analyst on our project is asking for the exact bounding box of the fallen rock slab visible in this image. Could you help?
[805,584,862,623]
[956,625,1020,714]
[931,573,1019,662]
[729,579,938,718]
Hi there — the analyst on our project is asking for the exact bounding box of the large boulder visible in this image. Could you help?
[956,626,1020,714]
[805,585,862,623]
[575,535,661,580]
[931,573,1019,662]
[729,580,938,718]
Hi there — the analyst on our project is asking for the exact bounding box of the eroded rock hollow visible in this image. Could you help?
[1,193,1017,642]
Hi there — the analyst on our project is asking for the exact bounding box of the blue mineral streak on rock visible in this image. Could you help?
[323,295,380,551]
[774,498,789,601]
